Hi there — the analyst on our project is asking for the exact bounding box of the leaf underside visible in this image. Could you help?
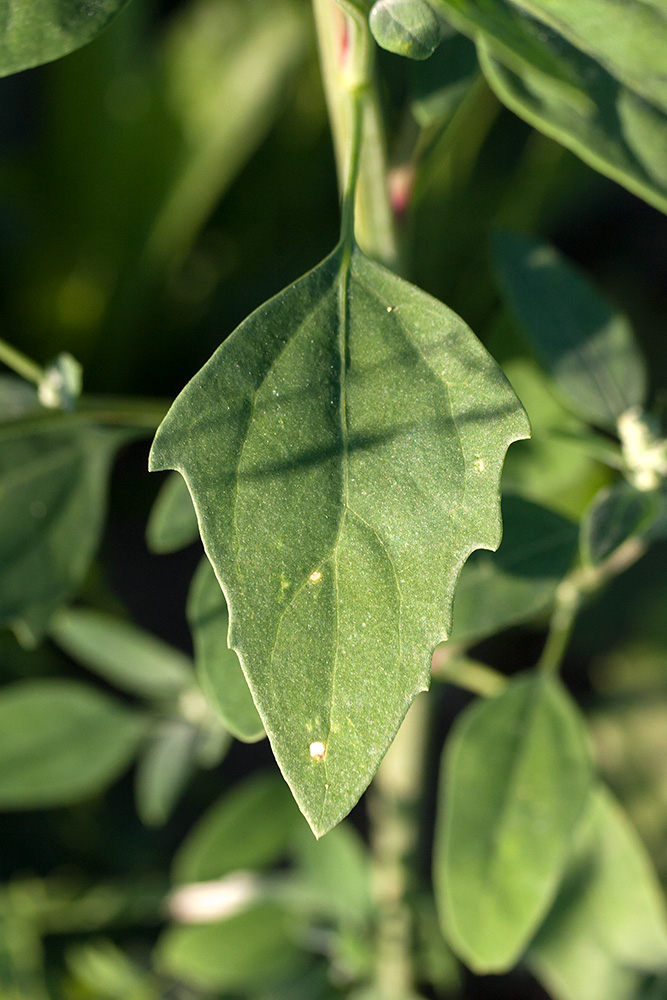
[150,244,529,835]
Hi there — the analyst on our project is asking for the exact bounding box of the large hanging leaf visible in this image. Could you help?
[431,0,667,214]
[150,244,529,836]
[529,787,667,1000]
[0,421,127,643]
[494,231,647,430]
[0,0,133,78]
[0,679,147,808]
[434,671,592,972]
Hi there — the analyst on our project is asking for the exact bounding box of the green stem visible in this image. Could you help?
[0,396,169,443]
[0,337,45,386]
[312,0,399,268]
[538,535,648,675]
[431,651,507,696]
[369,695,428,999]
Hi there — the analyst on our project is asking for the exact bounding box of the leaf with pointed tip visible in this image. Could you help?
[0,0,133,78]
[187,557,265,743]
[434,672,593,973]
[150,244,529,836]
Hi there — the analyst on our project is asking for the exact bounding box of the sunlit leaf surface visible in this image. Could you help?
[151,244,529,835]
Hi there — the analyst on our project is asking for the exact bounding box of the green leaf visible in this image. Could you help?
[291,821,373,927]
[408,27,479,128]
[135,718,198,827]
[370,0,443,61]
[146,472,200,554]
[581,481,658,567]
[0,0,133,78]
[172,772,302,884]
[529,787,667,1000]
[0,422,126,643]
[434,671,592,973]
[187,557,264,743]
[448,494,578,645]
[156,902,304,992]
[494,231,647,430]
[0,679,146,808]
[431,0,667,214]
[150,244,529,836]
[0,376,40,423]
[50,606,194,699]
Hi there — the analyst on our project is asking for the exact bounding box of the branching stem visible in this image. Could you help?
[0,337,45,386]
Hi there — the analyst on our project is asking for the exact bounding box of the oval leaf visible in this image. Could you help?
[0,679,146,808]
[146,472,200,554]
[150,245,529,836]
[494,231,647,430]
[0,423,126,643]
[434,672,592,972]
[529,786,667,1000]
[50,606,194,699]
[187,557,264,743]
[135,718,198,827]
[0,0,133,78]
[156,902,303,992]
[370,0,442,61]
[172,771,302,885]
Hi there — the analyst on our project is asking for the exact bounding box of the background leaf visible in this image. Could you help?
[529,786,667,1000]
[50,606,194,698]
[172,772,302,885]
[156,902,304,992]
[187,556,264,743]
[150,245,529,835]
[134,718,199,827]
[447,494,578,645]
[432,0,667,213]
[494,231,647,430]
[581,481,658,566]
[0,679,146,808]
[434,672,592,972]
[146,471,199,554]
[0,422,127,644]
[0,0,133,77]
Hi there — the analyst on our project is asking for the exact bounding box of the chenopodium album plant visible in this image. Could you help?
[1,0,667,996]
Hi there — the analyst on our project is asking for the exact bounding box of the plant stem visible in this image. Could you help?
[431,651,507,696]
[369,694,429,999]
[312,0,399,269]
[538,535,648,675]
[0,337,45,386]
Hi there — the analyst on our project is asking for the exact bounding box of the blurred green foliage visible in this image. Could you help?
[0,0,666,998]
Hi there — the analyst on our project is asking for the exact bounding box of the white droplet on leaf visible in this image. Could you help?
[310,741,326,760]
